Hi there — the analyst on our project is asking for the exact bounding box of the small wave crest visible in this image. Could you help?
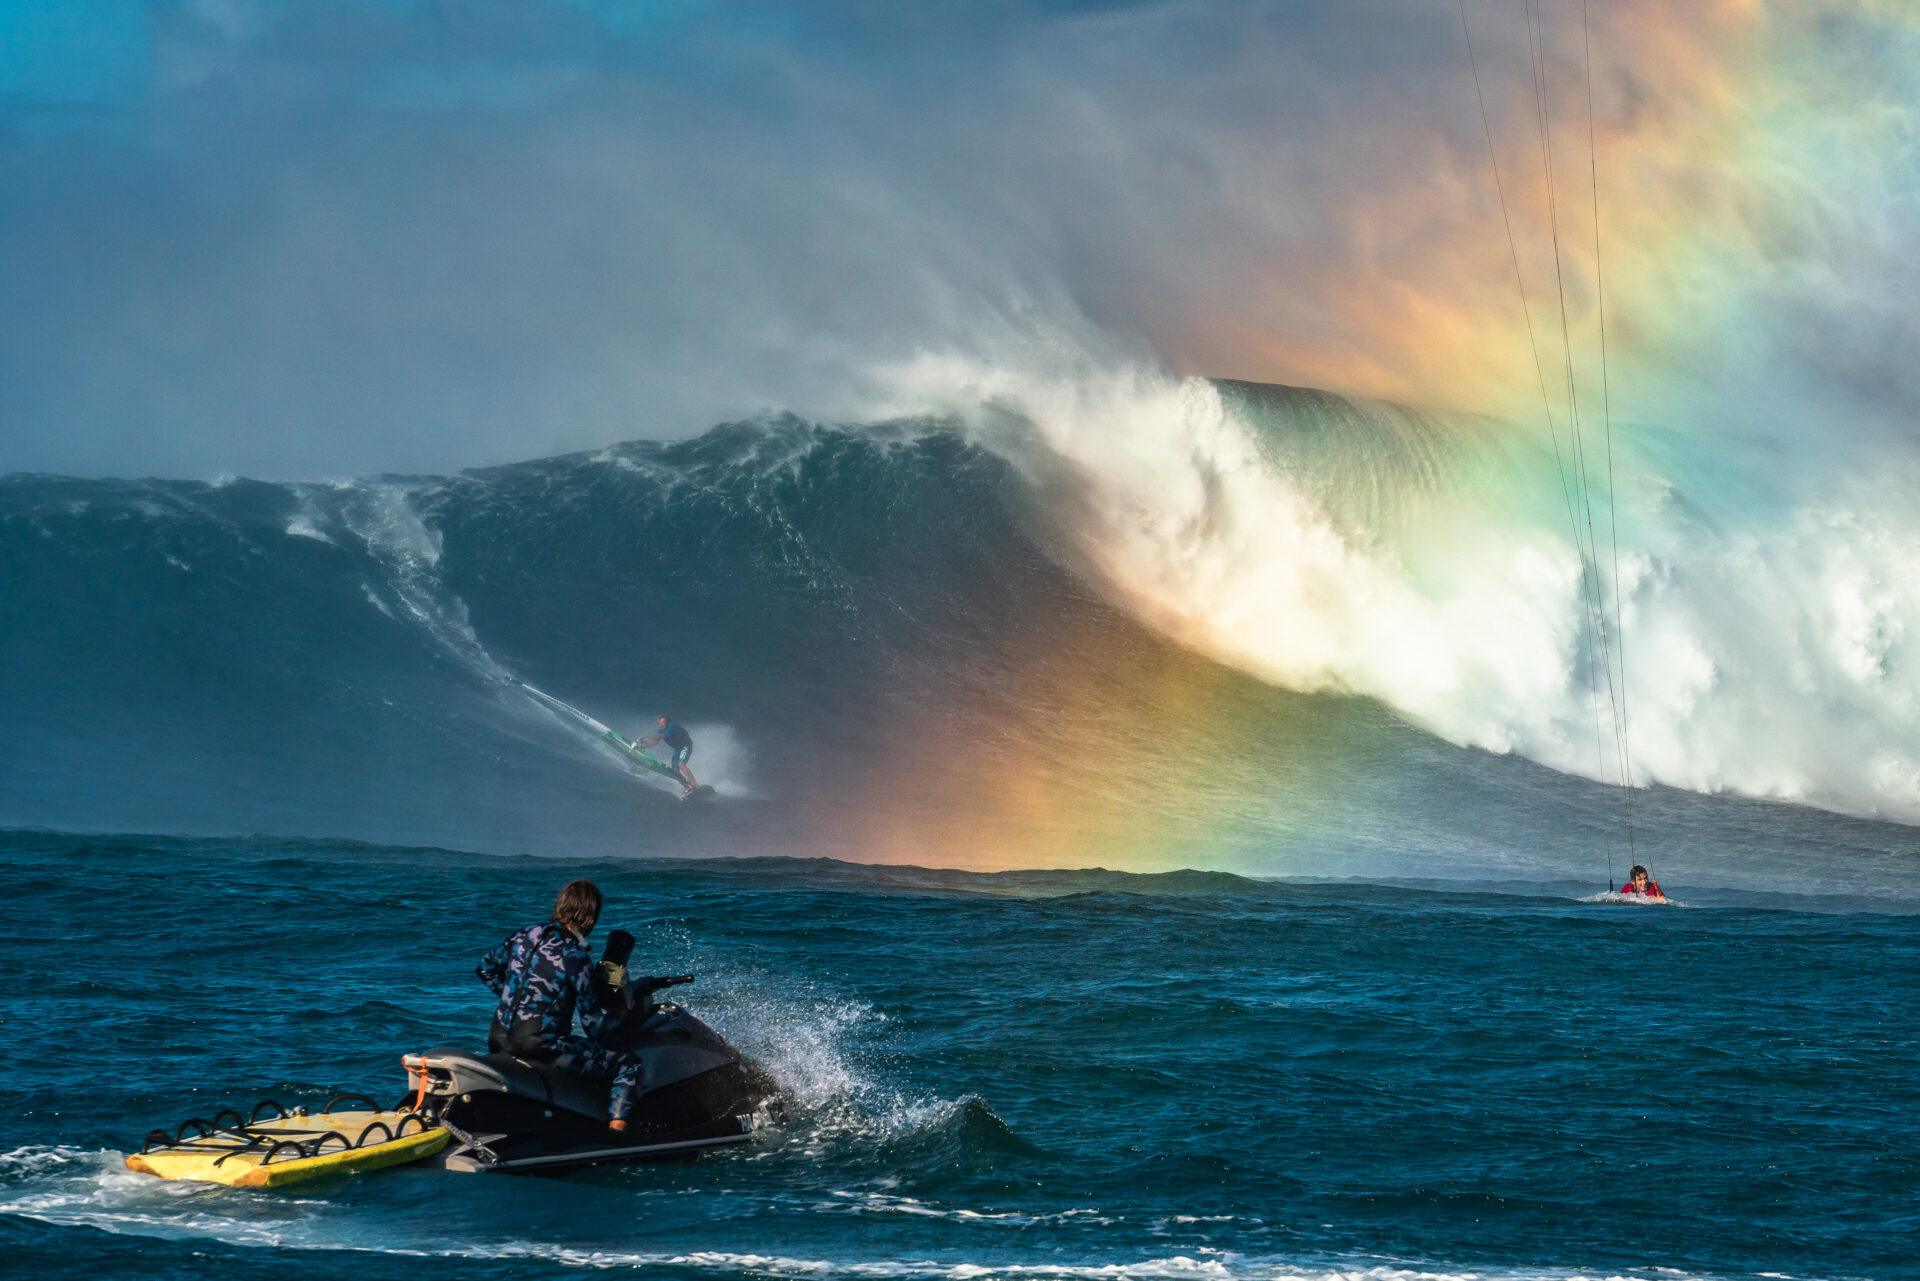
[0,1144,329,1249]
[1579,891,1690,909]
[817,1190,1115,1228]
[433,1245,1245,1277]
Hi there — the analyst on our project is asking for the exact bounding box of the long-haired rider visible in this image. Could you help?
[476,879,643,1131]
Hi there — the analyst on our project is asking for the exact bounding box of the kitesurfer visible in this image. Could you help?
[476,879,644,1131]
[637,713,698,795]
[1619,865,1665,900]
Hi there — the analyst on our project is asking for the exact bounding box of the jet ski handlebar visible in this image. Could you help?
[628,973,693,1006]
[598,933,695,1007]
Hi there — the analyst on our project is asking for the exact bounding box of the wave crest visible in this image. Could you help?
[878,355,1920,822]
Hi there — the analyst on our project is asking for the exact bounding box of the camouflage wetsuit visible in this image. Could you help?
[477,921,643,1121]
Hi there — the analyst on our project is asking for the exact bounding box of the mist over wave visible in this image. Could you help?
[4,380,1919,894]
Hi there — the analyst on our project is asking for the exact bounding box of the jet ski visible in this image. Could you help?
[404,932,780,1174]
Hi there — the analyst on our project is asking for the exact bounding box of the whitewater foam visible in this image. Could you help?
[285,509,333,543]
[872,356,1920,824]
[337,481,508,684]
[0,1148,1741,1281]
[1579,891,1690,909]
[822,1191,1117,1228]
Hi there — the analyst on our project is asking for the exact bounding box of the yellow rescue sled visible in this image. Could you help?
[126,1095,448,1188]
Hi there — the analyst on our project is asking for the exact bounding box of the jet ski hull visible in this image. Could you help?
[427,1060,767,1173]
[434,1112,753,1173]
[403,1004,778,1175]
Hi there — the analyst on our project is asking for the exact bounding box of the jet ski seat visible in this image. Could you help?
[411,1047,614,1119]
[488,1053,616,1118]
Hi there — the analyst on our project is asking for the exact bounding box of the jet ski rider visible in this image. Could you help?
[637,713,699,795]
[476,879,643,1132]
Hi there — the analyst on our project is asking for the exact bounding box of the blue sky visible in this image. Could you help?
[1,3,148,113]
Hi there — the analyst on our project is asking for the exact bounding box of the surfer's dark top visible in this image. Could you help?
[660,721,693,752]
[477,920,616,1052]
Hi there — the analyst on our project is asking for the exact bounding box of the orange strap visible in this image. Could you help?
[405,1059,432,1113]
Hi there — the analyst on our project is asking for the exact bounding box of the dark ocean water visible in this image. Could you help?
[2,830,1915,1281]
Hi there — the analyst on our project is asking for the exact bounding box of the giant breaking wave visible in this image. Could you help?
[4,376,1918,890]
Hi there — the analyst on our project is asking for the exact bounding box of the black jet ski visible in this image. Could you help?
[403,932,779,1174]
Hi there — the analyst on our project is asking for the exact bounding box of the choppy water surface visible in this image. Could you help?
[2,831,1914,1281]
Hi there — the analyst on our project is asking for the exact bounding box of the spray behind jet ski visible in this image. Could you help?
[405,929,783,1173]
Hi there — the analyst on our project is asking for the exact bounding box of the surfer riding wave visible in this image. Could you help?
[636,714,699,796]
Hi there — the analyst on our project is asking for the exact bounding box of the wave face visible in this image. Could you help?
[3,392,1919,895]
